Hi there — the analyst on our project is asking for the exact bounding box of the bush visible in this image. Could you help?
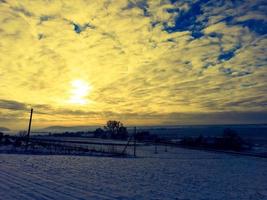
[3,135,12,145]
[0,132,3,143]
[14,138,22,147]
[134,131,150,141]
[217,128,244,151]
[180,135,206,146]
[180,137,195,146]
[116,126,128,140]
[94,128,105,138]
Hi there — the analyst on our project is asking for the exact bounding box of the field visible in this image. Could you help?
[1,144,267,200]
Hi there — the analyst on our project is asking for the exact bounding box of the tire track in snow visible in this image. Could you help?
[0,180,35,200]
[0,165,118,200]
[0,171,77,200]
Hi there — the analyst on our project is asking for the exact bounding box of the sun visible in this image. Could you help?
[68,79,92,105]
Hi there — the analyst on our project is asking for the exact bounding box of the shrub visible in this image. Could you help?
[14,138,22,147]
[134,131,151,141]
[4,135,12,145]
[0,132,3,143]
[94,128,105,138]
[220,128,244,151]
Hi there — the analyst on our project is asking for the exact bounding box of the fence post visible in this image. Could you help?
[154,140,158,154]
[165,144,168,152]
[133,127,137,157]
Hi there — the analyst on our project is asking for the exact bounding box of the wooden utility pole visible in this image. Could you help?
[26,108,33,148]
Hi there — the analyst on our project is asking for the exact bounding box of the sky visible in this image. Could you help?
[0,0,266,130]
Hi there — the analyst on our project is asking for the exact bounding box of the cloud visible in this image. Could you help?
[0,0,266,129]
[0,99,27,110]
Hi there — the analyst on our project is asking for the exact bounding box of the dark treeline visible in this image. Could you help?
[179,128,252,151]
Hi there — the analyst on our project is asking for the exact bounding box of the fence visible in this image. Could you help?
[6,136,138,157]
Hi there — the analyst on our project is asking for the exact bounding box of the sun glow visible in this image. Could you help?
[68,79,92,105]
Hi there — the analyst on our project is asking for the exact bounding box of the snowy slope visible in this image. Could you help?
[1,145,267,200]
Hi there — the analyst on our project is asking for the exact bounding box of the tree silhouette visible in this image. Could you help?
[104,120,128,139]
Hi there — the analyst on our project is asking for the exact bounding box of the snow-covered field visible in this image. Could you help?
[1,145,267,200]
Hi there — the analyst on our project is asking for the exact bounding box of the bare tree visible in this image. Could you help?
[104,120,128,139]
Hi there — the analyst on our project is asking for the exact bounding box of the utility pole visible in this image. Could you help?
[26,108,33,149]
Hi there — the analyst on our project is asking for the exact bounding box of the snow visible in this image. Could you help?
[1,145,267,200]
